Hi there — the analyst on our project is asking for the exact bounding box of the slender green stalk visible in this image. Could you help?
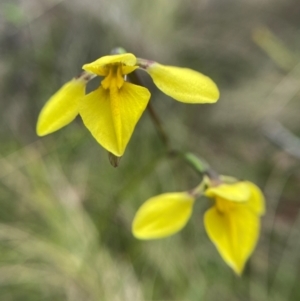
[169,150,220,183]
[188,180,207,198]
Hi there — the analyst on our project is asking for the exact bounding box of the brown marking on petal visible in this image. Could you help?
[75,71,96,82]
[136,58,155,70]
[75,72,84,79]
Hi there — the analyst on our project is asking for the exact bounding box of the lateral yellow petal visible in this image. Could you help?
[83,53,137,76]
[111,82,150,155]
[36,79,85,136]
[132,192,194,240]
[245,182,266,215]
[79,83,150,156]
[144,63,219,103]
[204,205,260,275]
[205,182,251,203]
[79,86,118,154]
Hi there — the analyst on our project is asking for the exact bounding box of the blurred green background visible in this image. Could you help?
[1,0,300,300]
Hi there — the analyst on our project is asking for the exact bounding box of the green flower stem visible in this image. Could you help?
[146,101,170,149]
[170,151,221,184]
[177,151,209,175]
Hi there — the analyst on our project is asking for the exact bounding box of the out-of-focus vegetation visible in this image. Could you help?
[0,0,300,300]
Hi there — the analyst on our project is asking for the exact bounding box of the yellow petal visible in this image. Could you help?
[122,65,138,75]
[82,53,137,76]
[205,182,251,203]
[132,192,194,240]
[245,182,266,216]
[143,63,219,103]
[204,205,260,275]
[36,79,85,136]
[79,83,150,156]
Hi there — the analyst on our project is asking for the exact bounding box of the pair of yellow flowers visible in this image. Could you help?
[132,179,265,275]
[37,52,265,275]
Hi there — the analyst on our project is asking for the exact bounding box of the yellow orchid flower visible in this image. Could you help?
[204,181,265,275]
[132,179,265,275]
[37,53,219,157]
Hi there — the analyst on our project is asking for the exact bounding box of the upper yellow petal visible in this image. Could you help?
[79,83,150,156]
[204,205,260,275]
[143,62,219,103]
[36,79,85,136]
[205,182,251,203]
[82,53,137,76]
[132,192,194,240]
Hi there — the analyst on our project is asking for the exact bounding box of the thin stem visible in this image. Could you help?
[146,101,170,149]
[188,180,207,198]
[169,150,221,184]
